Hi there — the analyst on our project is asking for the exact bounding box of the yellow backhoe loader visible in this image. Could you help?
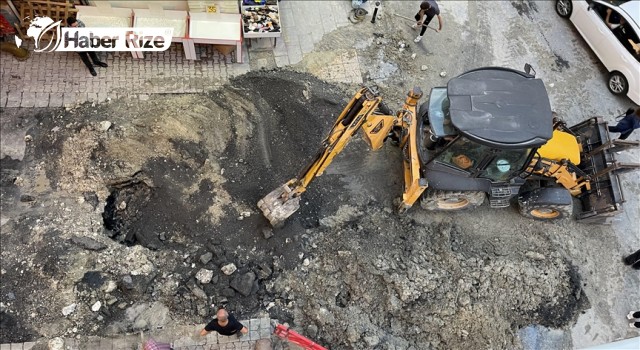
[258,66,640,227]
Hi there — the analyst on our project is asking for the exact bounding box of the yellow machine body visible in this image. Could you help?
[538,130,581,165]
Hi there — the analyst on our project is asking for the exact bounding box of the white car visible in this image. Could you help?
[555,0,640,104]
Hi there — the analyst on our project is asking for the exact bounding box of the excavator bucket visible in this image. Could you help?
[570,117,640,224]
[257,183,301,227]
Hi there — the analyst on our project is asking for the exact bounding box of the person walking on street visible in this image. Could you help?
[623,249,640,269]
[66,17,108,76]
[608,108,640,140]
[627,311,640,328]
[199,308,248,338]
[412,0,443,43]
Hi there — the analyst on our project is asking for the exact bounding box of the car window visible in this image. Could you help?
[591,3,640,62]
[609,10,640,61]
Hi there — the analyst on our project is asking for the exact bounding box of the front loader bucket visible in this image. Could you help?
[258,184,301,227]
[570,117,640,224]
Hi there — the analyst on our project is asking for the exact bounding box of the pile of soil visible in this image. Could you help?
[0,70,588,349]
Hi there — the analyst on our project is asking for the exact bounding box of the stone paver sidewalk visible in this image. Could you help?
[1,44,250,108]
[1,318,274,350]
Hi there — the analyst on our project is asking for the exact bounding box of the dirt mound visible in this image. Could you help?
[271,207,588,349]
[0,70,348,342]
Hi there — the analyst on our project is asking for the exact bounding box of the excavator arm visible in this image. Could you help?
[258,87,428,227]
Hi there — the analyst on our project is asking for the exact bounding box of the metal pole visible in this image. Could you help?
[371,1,380,23]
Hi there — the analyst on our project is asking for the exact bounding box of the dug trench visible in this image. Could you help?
[0,70,588,349]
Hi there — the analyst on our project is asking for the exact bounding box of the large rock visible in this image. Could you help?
[230,272,256,297]
[196,268,214,284]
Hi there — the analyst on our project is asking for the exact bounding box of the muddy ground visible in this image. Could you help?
[1,1,639,349]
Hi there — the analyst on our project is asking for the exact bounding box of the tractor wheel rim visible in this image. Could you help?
[438,197,469,210]
[557,0,570,16]
[609,76,624,93]
[530,208,560,219]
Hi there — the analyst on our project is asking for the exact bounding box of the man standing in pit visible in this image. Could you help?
[199,308,249,338]
[66,17,108,76]
[412,0,443,43]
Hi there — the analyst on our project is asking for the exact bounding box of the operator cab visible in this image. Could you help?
[418,67,554,185]
[434,136,533,182]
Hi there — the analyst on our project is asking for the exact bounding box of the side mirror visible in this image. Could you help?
[588,2,596,11]
[524,63,536,77]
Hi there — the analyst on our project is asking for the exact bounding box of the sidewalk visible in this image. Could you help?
[0,1,357,109]
[1,318,275,350]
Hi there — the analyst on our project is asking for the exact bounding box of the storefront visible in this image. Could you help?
[10,0,281,63]
[242,0,281,47]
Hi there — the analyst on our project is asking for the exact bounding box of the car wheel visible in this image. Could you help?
[555,0,572,18]
[519,202,573,221]
[421,190,485,211]
[608,72,628,95]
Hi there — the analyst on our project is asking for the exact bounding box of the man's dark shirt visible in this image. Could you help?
[204,315,244,336]
[421,0,440,19]
[615,109,640,134]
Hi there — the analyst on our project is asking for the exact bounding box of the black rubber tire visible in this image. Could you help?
[608,72,629,96]
[421,190,485,211]
[518,202,573,221]
[555,0,572,18]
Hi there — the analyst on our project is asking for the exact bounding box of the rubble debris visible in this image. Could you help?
[91,301,102,312]
[71,236,107,251]
[62,304,77,316]
[191,286,208,300]
[99,121,112,132]
[103,280,117,293]
[83,191,100,210]
[221,263,237,276]
[262,227,274,239]
[230,272,256,297]
[48,337,64,350]
[200,252,213,265]
[19,194,35,202]
[121,275,134,290]
[526,251,546,261]
[195,268,214,284]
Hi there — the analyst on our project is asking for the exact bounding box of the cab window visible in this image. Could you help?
[479,149,532,182]
[435,137,491,173]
